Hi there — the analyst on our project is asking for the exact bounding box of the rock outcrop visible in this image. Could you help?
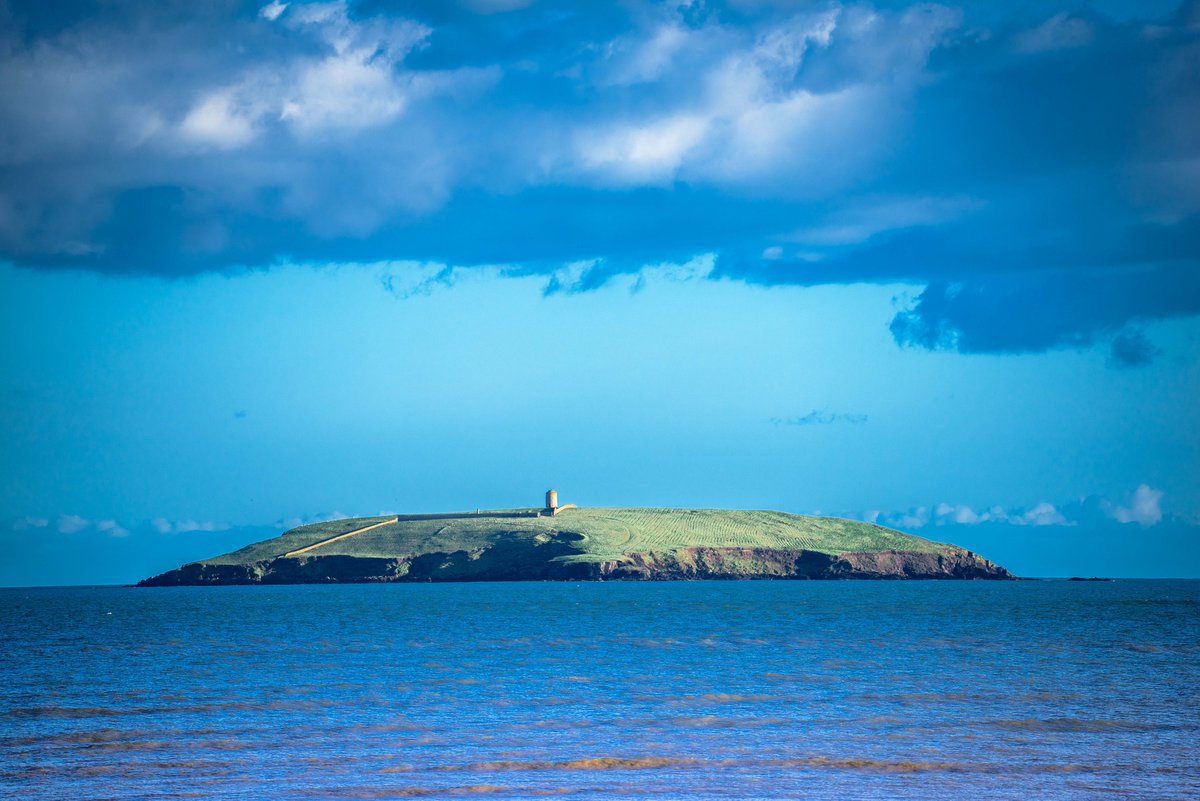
[138,544,1011,586]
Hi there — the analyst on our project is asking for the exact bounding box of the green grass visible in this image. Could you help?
[201,508,956,566]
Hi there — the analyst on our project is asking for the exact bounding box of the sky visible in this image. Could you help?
[0,0,1198,584]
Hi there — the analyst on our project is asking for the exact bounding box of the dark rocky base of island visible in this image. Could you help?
[139,545,1012,586]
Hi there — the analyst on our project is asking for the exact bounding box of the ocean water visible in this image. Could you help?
[1,581,1198,800]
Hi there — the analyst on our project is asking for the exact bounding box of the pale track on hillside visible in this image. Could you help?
[283,518,399,557]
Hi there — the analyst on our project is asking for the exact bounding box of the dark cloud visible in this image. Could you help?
[0,0,1197,363]
[1108,327,1159,367]
[771,411,868,426]
[888,263,1200,361]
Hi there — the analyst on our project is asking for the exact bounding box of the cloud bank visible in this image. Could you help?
[865,484,1171,531]
[0,484,1184,584]
[1,0,1198,361]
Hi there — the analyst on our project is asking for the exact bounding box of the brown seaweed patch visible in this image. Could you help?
[122,760,240,775]
[350,724,429,733]
[60,760,240,780]
[7,727,129,747]
[452,755,970,775]
[67,765,125,778]
[331,785,555,798]
[561,758,692,771]
[1018,692,1082,702]
[781,758,1121,774]
[189,738,259,751]
[80,739,171,753]
[5,706,122,719]
[776,757,965,773]
[23,729,258,753]
[699,693,772,703]
[991,718,1150,733]
[431,756,919,775]
[508,720,593,731]
[459,757,698,772]
[896,692,979,703]
[647,693,775,706]
[628,638,686,649]
[4,698,334,719]
[1020,764,1106,773]
[20,729,173,753]
[662,716,784,729]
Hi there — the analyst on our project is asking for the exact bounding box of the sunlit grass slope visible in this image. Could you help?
[203,508,952,566]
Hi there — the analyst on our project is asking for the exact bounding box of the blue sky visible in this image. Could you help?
[0,0,1198,584]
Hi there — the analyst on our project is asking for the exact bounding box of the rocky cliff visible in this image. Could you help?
[139,530,1012,586]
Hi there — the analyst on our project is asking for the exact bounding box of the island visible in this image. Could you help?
[139,491,1012,585]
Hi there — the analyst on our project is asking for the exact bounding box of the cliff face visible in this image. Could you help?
[137,545,1011,586]
[592,547,1010,580]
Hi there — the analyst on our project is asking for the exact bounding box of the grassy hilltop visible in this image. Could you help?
[205,508,952,565]
[142,507,1012,584]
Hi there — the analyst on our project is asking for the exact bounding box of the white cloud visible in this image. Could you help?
[569,5,956,190]
[936,502,980,524]
[601,23,693,86]
[178,2,428,146]
[631,253,716,286]
[57,514,90,534]
[461,0,533,13]
[578,113,710,184]
[179,91,262,149]
[151,518,232,534]
[259,1,289,22]
[788,195,983,247]
[279,51,408,135]
[543,259,600,293]
[274,511,348,529]
[893,506,930,529]
[1110,484,1164,526]
[703,85,872,183]
[752,10,838,75]
[1015,13,1095,53]
[1016,502,1071,527]
[891,499,1076,529]
[96,519,130,538]
[175,520,231,533]
[0,0,975,258]
[541,253,716,295]
[52,516,130,537]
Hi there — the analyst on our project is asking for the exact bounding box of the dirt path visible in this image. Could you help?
[283,518,399,557]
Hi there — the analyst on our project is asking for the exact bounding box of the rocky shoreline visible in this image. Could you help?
[138,545,1012,586]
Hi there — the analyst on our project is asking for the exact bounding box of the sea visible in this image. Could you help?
[1,580,1198,800]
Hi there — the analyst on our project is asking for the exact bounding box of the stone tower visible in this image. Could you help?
[545,489,558,513]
